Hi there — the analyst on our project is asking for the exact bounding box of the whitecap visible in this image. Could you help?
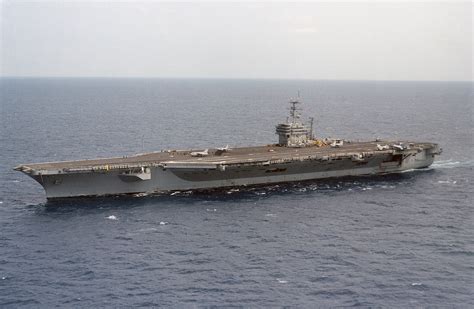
[0,201,3,204]
[277,279,288,284]
[135,227,158,233]
[159,221,168,225]
[431,160,462,169]
[206,208,217,212]
[265,213,276,217]
[437,179,457,185]
[106,215,118,220]
[411,282,422,286]
[133,192,148,198]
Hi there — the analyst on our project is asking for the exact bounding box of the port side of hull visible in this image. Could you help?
[23,148,436,199]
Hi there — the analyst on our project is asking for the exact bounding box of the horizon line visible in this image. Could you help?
[0,75,472,83]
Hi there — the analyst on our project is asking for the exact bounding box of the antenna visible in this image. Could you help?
[288,92,302,124]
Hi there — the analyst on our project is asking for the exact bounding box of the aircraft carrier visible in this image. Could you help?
[15,98,442,199]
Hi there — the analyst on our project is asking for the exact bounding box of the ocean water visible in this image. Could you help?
[0,78,472,307]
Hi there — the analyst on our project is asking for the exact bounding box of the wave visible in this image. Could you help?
[133,192,150,198]
[437,180,457,184]
[431,160,461,169]
[431,159,474,169]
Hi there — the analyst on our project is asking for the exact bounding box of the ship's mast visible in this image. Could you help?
[309,117,314,140]
[288,93,302,125]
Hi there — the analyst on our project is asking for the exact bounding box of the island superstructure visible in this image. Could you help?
[15,98,442,199]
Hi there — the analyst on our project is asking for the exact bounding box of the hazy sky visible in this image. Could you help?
[1,0,472,80]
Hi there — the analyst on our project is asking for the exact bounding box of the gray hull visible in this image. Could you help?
[29,147,435,199]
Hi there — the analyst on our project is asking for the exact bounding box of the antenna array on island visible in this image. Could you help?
[288,91,303,124]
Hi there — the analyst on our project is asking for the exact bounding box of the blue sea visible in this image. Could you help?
[0,78,472,307]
